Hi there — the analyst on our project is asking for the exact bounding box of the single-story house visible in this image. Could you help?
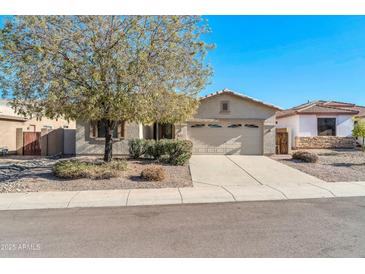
[0,99,75,155]
[76,89,282,156]
[276,100,365,149]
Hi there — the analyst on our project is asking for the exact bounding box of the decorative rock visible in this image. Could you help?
[295,137,356,149]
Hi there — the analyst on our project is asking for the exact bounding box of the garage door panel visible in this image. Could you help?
[187,121,263,155]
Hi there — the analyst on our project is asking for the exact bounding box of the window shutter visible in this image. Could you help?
[89,121,97,138]
[118,121,125,139]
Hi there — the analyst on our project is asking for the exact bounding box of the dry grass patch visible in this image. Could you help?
[53,159,127,180]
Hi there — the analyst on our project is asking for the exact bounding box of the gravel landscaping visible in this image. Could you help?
[0,156,192,193]
[274,149,365,182]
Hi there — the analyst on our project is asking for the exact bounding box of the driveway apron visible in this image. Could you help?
[189,155,261,187]
[226,155,325,186]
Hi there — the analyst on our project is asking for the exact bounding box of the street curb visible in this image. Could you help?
[1,181,365,211]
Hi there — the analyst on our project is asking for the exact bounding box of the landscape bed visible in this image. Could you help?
[274,149,365,182]
[0,157,192,193]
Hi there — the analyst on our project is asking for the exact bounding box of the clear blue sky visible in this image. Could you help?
[202,16,365,108]
[1,16,365,109]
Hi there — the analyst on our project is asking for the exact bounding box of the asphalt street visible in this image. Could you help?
[1,197,365,257]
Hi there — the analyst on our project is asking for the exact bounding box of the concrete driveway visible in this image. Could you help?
[190,155,324,187]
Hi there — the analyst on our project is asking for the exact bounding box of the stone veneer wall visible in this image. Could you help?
[295,136,356,149]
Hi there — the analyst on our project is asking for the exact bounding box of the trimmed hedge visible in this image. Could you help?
[129,138,193,165]
[292,151,319,163]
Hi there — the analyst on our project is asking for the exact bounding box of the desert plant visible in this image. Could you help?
[53,160,90,179]
[106,159,128,171]
[164,140,193,166]
[53,159,127,179]
[144,139,167,160]
[292,151,318,163]
[154,139,169,160]
[144,139,157,159]
[353,119,365,151]
[143,139,193,165]
[128,139,147,159]
[140,166,166,181]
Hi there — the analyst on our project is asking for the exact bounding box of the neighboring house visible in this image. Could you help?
[76,89,281,156]
[277,100,365,149]
[0,99,75,155]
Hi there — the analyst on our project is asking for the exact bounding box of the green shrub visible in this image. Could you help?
[53,160,89,179]
[128,139,147,159]
[154,139,169,159]
[164,140,193,166]
[144,139,167,160]
[140,166,166,181]
[53,159,127,179]
[292,151,318,163]
[143,139,193,165]
[133,138,193,165]
[144,139,157,159]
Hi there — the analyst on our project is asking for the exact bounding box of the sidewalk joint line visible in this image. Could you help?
[225,156,263,185]
[221,186,236,201]
[67,191,81,208]
[307,182,336,197]
[265,185,288,199]
[193,180,221,187]
[177,188,184,204]
[125,190,131,206]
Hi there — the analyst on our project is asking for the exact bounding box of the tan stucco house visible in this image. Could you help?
[76,89,281,156]
[0,99,75,155]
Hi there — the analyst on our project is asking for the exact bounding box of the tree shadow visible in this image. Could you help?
[331,162,365,167]
[317,152,339,156]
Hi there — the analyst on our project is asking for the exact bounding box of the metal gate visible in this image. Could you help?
[23,132,41,155]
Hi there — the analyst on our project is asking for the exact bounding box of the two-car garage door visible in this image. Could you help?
[187,120,263,155]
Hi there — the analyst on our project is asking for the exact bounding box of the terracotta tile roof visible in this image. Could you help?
[321,101,356,108]
[200,89,282,111]
[343,105,365,117]
[277,100,361,118]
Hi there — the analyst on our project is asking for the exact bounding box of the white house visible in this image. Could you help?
[277,100,365,149]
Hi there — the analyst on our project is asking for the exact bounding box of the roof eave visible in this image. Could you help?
[0,114,27,121]
[200,89,282,111]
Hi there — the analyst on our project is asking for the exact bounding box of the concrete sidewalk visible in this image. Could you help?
[1,181,365,210]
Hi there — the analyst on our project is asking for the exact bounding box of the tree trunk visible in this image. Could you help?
[103,120,114,162]
[156,122,159,141]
